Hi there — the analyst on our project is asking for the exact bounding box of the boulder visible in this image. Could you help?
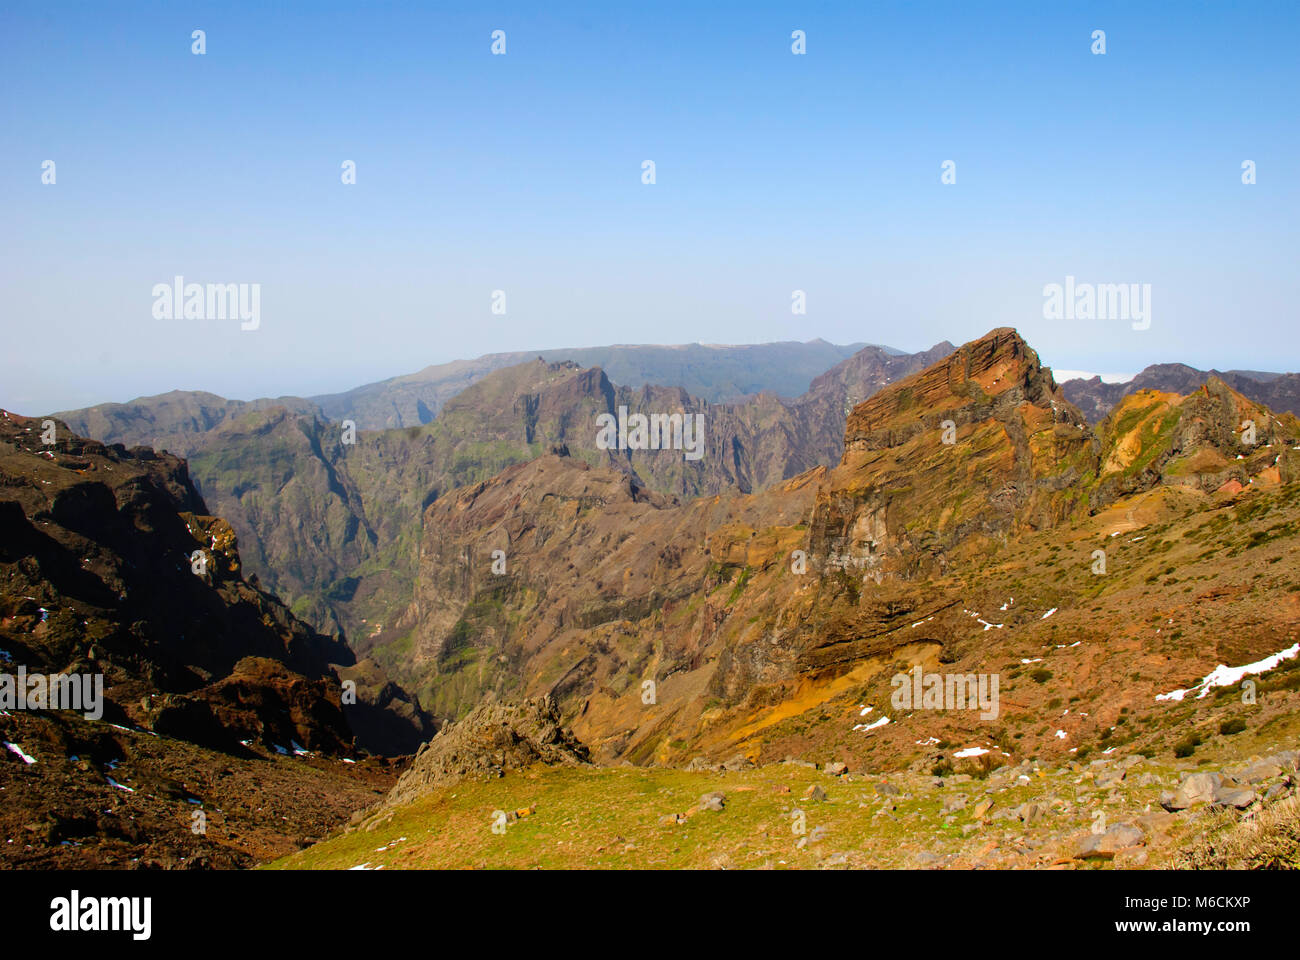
[698,791,726,812]
[1265,781,1292,801]
[1094,767,1126,789]
[1213,786,1257,809]
[1135,810,1178,840]
[1160,772,1221,811]
[1112,847,1150,868]
[1017,801,1050,825]
[1074,822,1145,860]
[1238,760,1284,784]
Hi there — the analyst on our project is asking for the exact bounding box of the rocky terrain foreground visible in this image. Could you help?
[272,711,1300,870]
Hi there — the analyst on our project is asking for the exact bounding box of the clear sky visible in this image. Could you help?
[2,1,1297,413]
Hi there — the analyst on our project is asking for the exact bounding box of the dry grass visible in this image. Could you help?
[1177,795,1300,870]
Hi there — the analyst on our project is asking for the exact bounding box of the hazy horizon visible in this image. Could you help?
[4,1,1298,413]
[8,329,1290,417]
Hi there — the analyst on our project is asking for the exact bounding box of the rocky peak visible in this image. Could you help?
[843,327,1073,455]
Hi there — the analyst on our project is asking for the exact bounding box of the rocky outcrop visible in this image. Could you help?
[1093,376,1300,503]
[383,696,588,808]
[0,410,428,756]
[809,328,1097,582]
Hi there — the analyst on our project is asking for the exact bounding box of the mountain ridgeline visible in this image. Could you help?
[45,333,1300,757]
[309,339,880,431]
[1062,364,1300,424]
[54,340,957,659]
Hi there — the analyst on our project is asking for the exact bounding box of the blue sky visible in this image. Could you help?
[2,1,1297,412]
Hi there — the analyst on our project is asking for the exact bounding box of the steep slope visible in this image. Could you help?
[399,329,1300,778]
[0,410,430,756]
[72,343,954,663]
[0,411,431,868]
[404,449,824,731]
[182,361,617,645]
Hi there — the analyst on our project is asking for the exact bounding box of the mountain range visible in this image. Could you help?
[52,340,956,655]
[7,330,1300,869]
[400,329,1300,761]
[1062,365,1300,425]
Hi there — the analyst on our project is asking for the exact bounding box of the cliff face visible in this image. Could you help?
[809,328,1097,583]
[0,410,410,868]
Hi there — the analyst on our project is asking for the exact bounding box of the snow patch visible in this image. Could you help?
[1156,642,1300,702]
[853,716,890,732]
[4,742,36,764]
